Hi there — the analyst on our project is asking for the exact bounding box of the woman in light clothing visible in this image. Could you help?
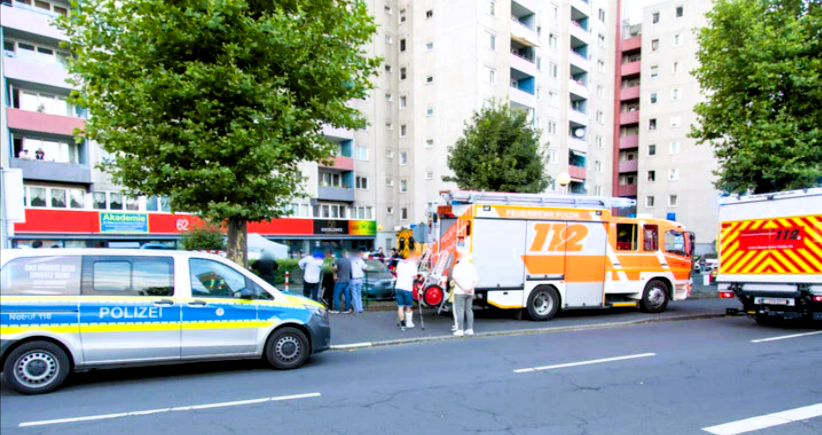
[450,251,479,336]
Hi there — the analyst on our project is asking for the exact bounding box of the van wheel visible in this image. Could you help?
[265,327,310,370]
[640,280,669,313]
[527,286,560,321]
[3,341,70,394]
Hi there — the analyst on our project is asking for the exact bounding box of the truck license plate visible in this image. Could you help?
[754,297,794,306]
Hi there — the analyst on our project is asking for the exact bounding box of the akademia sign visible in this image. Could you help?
[312,220,377,236]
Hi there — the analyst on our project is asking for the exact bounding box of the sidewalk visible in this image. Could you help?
[329,298,737,348]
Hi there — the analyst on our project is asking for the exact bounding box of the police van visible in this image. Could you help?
[0,249,330,394]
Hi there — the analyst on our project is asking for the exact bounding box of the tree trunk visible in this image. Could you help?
[226,218,248,268]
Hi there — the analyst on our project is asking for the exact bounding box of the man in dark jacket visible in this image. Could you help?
[251,251,279,287]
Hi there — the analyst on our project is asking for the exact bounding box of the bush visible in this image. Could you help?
[179,222,226,251]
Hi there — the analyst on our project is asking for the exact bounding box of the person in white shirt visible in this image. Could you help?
[298,249,325,301]
[348,250,368,314]
[394,252,420,330]
[450,251,479,336]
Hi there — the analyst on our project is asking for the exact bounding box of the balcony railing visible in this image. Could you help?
[317,186,355,202]
[617,184,638,197]
[10,158,91,184]
[319,155,354,171]
[619,135,639,150]
[7,108,85,137]
[619,159,638,173]
[569,165,586,180]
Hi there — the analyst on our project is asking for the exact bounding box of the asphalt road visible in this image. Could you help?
[2,314,820,435]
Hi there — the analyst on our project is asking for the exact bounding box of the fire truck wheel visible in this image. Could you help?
[640,280,669,313]
[527,286,560,321]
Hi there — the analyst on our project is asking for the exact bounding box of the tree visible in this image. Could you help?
[179,222,226,251]
[443,101,550,193]
[690,0,822,194]
[60,0,380,265]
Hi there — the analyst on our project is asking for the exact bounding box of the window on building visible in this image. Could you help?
[17,91,71,117]
[319,171,343,187]
[426,9,433,19]
[673,61,681,73]
[400,67,407,79]
[489,0,496,16]
[386,150,394,158]
[536,87,542,100]
[385,122,393,130]
[598,60,605,72]
[93,192,107,210]
[646,196,655,208]
[400,39,406,51]
[548,122,557,135]
[669,194,679,207]
[387,206,394,214]
[549,63,558,78]
[651,65,659,77]
[549,92,559,108]
[594,186,602,196]
[400,179,408,192]
[669,168,679,181]
[426,172,434,180]
[648,144,657,156]
[670,141,681,154]
[650,92,658,104]
[596,111,604,124]
[672,88,681,101]
[549,34,558,48]
[652,12,660,23]
[647,170,656,182]
[16,137,79,164]
[596,136,603,148]
[426,108,434,116]
[674,34,682,46]
[426,139,434,148]
[385,93,392,101]
[425,75,434,84]
[125,197,139,211]
[651,39,659,51]
[108,193,124,210]
[385,64,392,73]
[488,33,496,50]
[649,118,657,130]
[400,96,407,108]
[356,176,368,190]
[400,151,408,165]
[670,115,681,127]
[400,124,408,137]
[597,85,605,98]
[400,9,406,22]
[598,34,605,48]
[386,178,394,187]
[616,223,638,251]
[595,161,602,173]
[401,208,409,220]
[537,57,542,70]
[385,5,392,14]
[385,35,393,44]
[599,8,606,21]
[50,188,67,208]
[547,149,558,164]
[676,6,684,17]
[487,68,496,84]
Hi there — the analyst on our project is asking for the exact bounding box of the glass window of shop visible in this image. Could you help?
[24,186,84,209]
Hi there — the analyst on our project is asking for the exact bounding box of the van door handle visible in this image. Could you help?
[154,299,174,306]
[188,300,207,306]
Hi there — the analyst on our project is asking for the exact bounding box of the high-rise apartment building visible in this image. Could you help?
[1,0,620,251]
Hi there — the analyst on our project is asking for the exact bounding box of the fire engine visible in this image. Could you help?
[418,190,695,321]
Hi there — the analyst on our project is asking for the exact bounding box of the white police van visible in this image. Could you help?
[0,249,330,394]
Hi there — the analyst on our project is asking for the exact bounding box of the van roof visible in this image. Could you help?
[0,249,227,264]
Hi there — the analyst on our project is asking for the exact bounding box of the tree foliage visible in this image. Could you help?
[179,222,226,251]
[444,102,550,193]
[690,0,822,194]
[59,0,380,264]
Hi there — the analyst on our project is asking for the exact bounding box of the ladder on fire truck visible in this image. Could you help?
[440,190,637,209]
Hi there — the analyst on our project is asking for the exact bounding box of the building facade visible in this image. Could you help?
[2,0,622,252]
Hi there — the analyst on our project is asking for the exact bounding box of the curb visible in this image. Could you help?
[328,312,725,351]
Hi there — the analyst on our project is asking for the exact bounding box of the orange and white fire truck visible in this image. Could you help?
[420,191,695,321]
[717,188,822,323]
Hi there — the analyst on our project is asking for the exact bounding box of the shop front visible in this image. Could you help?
[11,209,377,255]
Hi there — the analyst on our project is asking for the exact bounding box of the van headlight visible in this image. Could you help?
[305,305,327,319]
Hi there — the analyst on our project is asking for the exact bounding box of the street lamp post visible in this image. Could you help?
[557,172,571,196]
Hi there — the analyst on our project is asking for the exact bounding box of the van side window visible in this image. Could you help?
[189,259,247,299]
[643,225,659,251]
[83,257,174,296]
[616,223,637,251]
[0,256,82,296]
[664,231,687,257]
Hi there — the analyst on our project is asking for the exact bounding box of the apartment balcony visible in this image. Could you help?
[322,124,355,141]
[510,53,538,77]
[510,87,537,109]
[569,51,590,72]
[569,164,586,180]
[570,21,590,42]
[569,79,589,98]
[619,159,639,173]
[620,86,640,101]
[9,158,91,184]
[570,0,591,15]
[568,137,588,152]
[510,19,540,47]
[0,3,67,41]
[512,0,538,14]
[620,110,640,125]
[621,35,642,52]
[621,61,641,76]
[317,186,355,203]
[7,108,84,137]
[2,56,74,89]
[617,184,638,197]
[569,108,589,126]
[319,156,354,171]
[619,135,639,150]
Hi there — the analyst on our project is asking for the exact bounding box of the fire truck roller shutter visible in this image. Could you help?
[470,219,527,309]
[563,221,608,307]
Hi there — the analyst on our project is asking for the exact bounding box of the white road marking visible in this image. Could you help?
[750,330,822,343]
[702,403,822,435]
[18,392,321,427]
[513,353,657,373]
[330,342,373,350]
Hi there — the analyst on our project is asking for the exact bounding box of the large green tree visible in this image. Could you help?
[60,0,380,265]
[690,0,822,194]
[444,102,550,193]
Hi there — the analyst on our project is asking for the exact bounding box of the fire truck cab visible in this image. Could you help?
[427,191,695,321]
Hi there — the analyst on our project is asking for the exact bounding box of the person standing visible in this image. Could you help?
[451,252,479,337]
[331,251,353,314]
[251,250,279,287]
[394,252,419,330]
[375,247,386,260]
[349,250,368,314]
[298,249,325,301]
